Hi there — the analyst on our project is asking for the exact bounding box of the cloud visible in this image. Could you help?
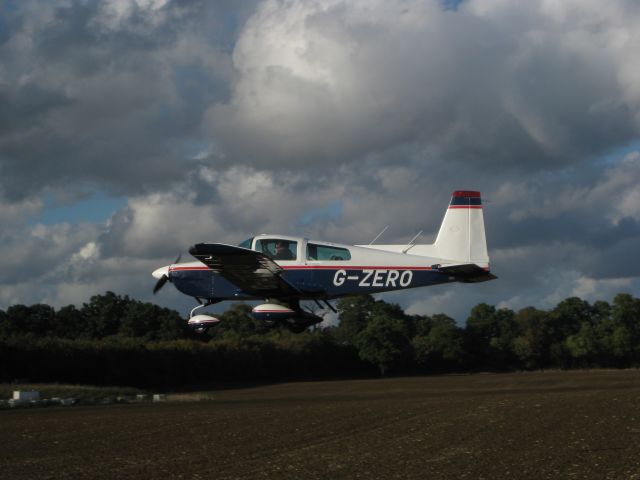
[496,270,637,313]
[486,153,640,280]
[2,0,640,321]
[0,0,251,199]
[0,196,42,228]
[0,222,101,283]
[210,0,640,172]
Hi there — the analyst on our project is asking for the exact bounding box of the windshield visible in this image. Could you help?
[237,237,254,249]
[256,238,298,261]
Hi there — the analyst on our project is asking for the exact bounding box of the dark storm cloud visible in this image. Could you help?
[3,0,639,198]
[0,0,257,199]
[491,214,640,253]
[2,0,640,317]
[0,84,71,135]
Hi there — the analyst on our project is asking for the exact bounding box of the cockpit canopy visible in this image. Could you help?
[238,236,298,261]
[306,243,351,261]
[256,238,297,260]
[238,235,352,263]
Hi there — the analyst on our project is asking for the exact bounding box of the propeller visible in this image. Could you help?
[152,253,181,295]
[153,274,169,294]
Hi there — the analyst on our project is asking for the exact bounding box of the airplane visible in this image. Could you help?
[152,190,496,333]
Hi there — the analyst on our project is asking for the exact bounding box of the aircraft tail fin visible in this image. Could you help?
[433,190,489,265]
[358,190,492,270]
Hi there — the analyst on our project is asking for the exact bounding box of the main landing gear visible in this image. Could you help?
[250,299,325,333]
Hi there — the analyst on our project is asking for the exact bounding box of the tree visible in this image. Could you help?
[548,297,592,339]
[465,304,518,369]
[565,322,599,367]
[2,305,29,336]
[595,294,640,365]
[119,301,186,340]
[154,306,189,340]
[54,305,87,339]
[413,314,465,371]
[547,297,593,367]
[4,304,56,336]
[355,315,411,376]
[511,307,549,369]
[335,295,376,344]
[0,308,9,338]
[82,292,130,338]
[410,314,433,338]
[208,303,269,339]
[611,294,640,354]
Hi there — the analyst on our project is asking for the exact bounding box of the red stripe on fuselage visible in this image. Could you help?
[282,265,433,270]
[170,265,435,272]
[170,266,211,271]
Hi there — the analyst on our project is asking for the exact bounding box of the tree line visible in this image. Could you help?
[337,293,640,375]
[1,291,639,386]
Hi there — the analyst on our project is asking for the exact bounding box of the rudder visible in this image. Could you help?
[433,191,489,265]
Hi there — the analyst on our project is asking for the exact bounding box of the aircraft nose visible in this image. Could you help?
[152,265,170,279]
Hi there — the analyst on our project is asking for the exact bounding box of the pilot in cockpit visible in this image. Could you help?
[274,241,295,260]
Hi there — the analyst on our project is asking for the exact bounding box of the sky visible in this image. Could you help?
[2,0,640,322]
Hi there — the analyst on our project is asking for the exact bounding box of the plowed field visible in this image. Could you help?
[2,370,640,479]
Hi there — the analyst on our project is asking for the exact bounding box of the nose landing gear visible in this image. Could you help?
[187,301,220,333]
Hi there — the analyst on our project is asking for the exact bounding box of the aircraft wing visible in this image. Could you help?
[188,243,300,296]
[436,264,498,283]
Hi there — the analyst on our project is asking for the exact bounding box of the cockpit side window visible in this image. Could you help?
[306,243,351,261]
[256,239,298,261]
[238,237,254,250]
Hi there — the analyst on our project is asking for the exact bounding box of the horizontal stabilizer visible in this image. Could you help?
[436,264,497,283]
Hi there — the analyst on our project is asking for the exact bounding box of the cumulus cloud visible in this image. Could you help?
[2,0,640,321]
[210,0,640,171]
[0,196,42,228]
[486,153,640,280]
[0,0,251,199]
[0,221,103,306]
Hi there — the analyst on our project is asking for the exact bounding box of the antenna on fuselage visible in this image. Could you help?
[402,230,423,253]
[369,225,389,245]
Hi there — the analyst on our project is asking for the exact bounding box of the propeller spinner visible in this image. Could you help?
[152,254,181,294]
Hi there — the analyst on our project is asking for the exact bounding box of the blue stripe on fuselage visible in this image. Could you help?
[289,268,453,297]
[170,267,454,301]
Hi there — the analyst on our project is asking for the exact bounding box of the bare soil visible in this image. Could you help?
[2,370,640,479]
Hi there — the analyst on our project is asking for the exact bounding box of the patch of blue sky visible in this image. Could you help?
[297,200,343,227]
[0,2,11,43]
[441,0,465,11]
[597,138,640,166]
[34,192,127,226]
[185,140,213,161]
[1,0,18,14]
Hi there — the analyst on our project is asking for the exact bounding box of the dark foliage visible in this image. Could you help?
[1,291,640,387]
